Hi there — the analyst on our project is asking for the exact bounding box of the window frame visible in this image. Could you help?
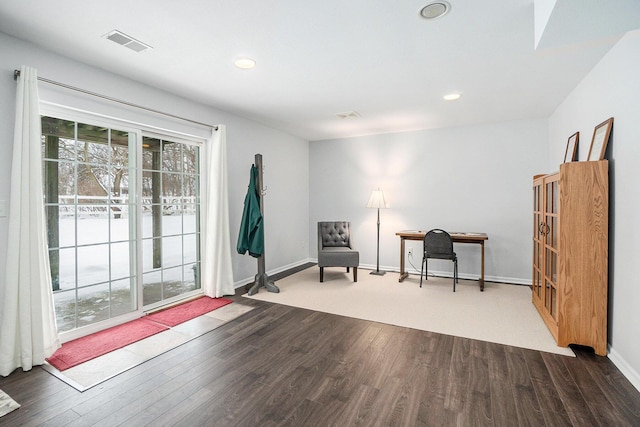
[40,102,207,342]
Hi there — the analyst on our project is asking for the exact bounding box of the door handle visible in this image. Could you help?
[539,222,550,236]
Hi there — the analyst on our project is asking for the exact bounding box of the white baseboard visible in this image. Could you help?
[354,262,531,286]
[607,346,640,393]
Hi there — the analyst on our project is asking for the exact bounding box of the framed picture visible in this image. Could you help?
[587,117,614,161]
[563,132,579,163]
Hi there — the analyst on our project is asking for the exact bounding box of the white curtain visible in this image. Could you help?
[201,125,235,297]
[0,66,60,376]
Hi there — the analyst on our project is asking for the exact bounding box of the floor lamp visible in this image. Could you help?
[367,188,388,275]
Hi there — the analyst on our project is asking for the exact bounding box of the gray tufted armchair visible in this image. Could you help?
[317,221,359,282]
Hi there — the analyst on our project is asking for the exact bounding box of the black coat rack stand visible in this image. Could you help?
[248,154,279,296]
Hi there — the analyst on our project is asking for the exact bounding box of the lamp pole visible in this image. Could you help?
[373,205,384,274]
[367,188,387,276]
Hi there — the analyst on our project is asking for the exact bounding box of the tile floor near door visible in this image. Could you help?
[42,302,255,391]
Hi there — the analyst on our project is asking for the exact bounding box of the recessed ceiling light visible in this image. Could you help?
[103,30,152,52]
[420,1,451,20]
[443,92,461,101]
[234,58,256,69]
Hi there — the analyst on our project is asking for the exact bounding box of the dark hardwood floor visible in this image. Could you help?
[1,266,639,426]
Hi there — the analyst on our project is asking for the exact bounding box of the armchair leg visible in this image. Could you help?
[320,267,324,282]
[347,267,350,273]
[353,267,358,282]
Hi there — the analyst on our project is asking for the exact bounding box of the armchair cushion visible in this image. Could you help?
[320,221,352,248]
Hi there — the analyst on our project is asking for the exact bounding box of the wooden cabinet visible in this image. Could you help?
[532,161,608,355]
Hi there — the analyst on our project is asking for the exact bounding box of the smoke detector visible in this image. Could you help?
[420,2,451,20]
[104,30,152,52]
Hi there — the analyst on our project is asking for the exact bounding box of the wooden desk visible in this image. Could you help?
[396,230,489,291]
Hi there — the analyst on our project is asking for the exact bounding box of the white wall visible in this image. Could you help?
[0,32,310,326]
[309,118,548,284]
[549,29,640,391]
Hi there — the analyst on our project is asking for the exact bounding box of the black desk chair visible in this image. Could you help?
[420,229,459,291]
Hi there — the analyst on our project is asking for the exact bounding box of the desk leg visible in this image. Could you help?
[480,241,485,291]
[399,237,409,282]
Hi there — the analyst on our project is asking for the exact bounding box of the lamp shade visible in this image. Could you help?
[366,189,388,209]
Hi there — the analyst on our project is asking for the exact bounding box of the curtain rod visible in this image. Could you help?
[13,69,218,131]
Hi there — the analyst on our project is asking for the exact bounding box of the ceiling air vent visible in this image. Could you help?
[336,111,361,119]
[104,30,152,52]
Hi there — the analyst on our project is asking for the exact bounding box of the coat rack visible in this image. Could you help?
[248,154,279,296]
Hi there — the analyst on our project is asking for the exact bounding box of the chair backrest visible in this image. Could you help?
[318,221,352,249]
[424,229,454,259]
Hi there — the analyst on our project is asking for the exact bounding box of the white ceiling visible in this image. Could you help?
[1,1,639,141]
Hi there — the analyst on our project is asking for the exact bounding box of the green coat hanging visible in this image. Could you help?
[237,164,264,257]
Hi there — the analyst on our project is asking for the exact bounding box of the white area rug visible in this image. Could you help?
[245,266,574,357]
[0,389,20,418]
[42,303,255,391]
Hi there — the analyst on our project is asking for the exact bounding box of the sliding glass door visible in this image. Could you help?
[42,115,202,334]
[141,136,201,309]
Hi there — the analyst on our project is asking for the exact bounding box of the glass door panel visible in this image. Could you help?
[550,216,558,248]
[42,117,137,332]
[141,136,201,309]
[532,181,544,303]
[550,251,557,283]
[550,285,557,319]
[545,180,558,214]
